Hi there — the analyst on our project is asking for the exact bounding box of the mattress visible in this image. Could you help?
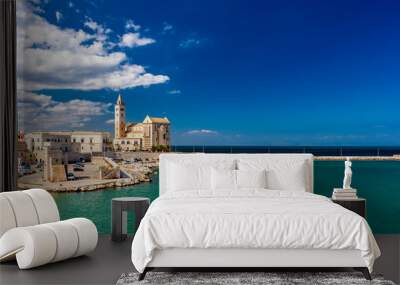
[131,190,380,273]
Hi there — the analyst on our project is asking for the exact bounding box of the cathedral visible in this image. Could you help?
[113,95,170,151]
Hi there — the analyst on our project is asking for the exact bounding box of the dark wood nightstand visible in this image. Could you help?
[331,198,366,218]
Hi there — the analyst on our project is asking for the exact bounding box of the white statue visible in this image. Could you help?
[342,157,353,189]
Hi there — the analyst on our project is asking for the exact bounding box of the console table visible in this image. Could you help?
[111,197,150,242]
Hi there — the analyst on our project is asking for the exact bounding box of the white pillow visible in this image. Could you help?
[238,159,308,191]
[236,169,267,189]
[211,168,236,190]
[166,158,236,192]
[167,162,211,191]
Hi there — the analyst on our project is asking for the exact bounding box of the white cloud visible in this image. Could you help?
[84,18,111,34]
[179,38,201,48]
[16,1,168,91]
[119,32,155,48]
[125,19,141,31]
[55,11,62,22]
[106,119,114,124]
[162,22,173,33]
[168,89,181,94]
[84,19,99,31]
[185,129,218,135]
[18,91,111,131]
[19,91,52,106]
[84,17,111,39]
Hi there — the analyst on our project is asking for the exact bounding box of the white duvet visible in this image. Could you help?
[131,190,380,273]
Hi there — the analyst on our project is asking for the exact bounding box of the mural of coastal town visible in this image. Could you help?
[16,0,400,234]
[16,91,400,193]
[18,94,169,191]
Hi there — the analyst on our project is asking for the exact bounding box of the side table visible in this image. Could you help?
[111,197,150,242]
[331,198,366,218]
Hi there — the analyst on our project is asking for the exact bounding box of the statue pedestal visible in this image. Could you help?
[334,188,357,192]
[332,188,358,200]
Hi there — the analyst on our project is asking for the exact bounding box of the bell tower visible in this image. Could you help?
[115,94,126,139]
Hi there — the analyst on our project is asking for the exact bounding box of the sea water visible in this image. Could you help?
[51,161,400,234]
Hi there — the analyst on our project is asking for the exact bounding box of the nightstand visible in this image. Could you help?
[111,197,150,242]
[331,198,366,218]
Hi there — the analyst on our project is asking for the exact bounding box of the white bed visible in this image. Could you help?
[131,154,380,280]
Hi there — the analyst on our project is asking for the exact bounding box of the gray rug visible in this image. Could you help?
[116,272,396,285]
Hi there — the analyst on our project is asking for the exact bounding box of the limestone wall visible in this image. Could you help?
[113,151,161,161]
[50,164,67,182]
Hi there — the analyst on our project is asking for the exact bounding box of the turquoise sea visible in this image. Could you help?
[51,161,400,234]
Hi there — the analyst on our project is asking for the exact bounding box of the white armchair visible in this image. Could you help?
[0,189,98,269]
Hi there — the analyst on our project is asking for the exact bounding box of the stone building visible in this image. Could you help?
[70,132,113,153]
[25,132,79,164]
[113,95,170,151]
[24,131,112,182]
[16,131,34,167]
[42,145,67,182]
[25,131,112,164]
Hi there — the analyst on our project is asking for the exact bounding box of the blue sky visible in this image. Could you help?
[17,0,400,145]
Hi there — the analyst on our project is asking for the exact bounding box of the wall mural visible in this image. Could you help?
[16,0,400,234]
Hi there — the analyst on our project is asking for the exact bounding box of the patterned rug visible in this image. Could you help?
[116,271,396,285]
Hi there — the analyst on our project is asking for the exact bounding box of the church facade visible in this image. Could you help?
[113,95,170,151]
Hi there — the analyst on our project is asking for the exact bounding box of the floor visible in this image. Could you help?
[0,235,134,285]
[1,235,399,285]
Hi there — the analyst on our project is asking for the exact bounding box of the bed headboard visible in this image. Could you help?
[159,153,314,195]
